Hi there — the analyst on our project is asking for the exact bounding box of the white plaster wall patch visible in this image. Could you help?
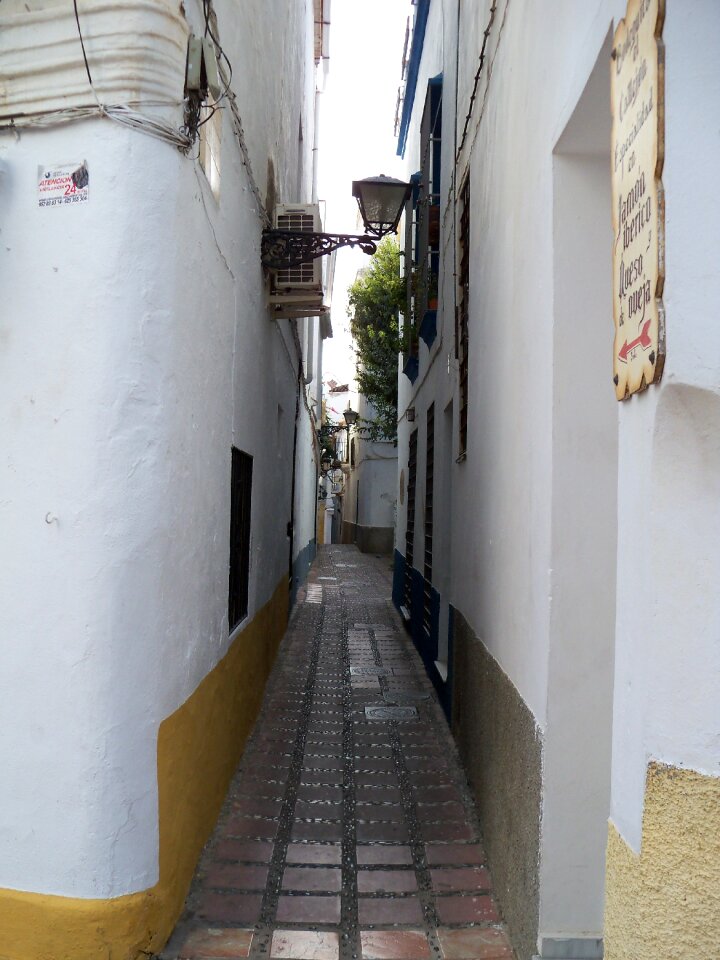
[0,0,323,901]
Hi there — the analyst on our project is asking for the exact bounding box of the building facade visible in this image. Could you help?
[393,1,720,958]
[340,393,398,555]
[0,1,328,957]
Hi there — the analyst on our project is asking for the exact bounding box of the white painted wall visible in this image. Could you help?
[610,0,720,850]
[541,32,617,939]
[352,395,397,534]
[355,447,397,532]
[395,0,720,949]
[0,0,322,899]
[400,2,625,944]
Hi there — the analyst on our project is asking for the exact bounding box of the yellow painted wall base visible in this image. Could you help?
[0,577,289,960]
[605,761,720,960]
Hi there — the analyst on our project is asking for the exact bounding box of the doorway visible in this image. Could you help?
[540,30,618,956]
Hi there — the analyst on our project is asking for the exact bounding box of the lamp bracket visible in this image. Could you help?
[262,230,378,269]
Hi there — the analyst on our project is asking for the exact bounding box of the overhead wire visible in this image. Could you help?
[442,0,505,225]
[199,0,270,225]
[2,0,269,226]
[70,0,192,150]
[455,0,500,163]
[5,0,316,447]
[72,0,94,89]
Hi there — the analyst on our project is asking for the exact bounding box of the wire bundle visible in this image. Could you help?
[1,0,269,226]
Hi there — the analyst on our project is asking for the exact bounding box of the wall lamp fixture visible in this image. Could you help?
[261,175,412,270]
[342,405,359,428]
[317,405,359,472]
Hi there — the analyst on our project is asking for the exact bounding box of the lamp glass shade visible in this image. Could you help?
[343,406,359,426]
[352,175,412,238]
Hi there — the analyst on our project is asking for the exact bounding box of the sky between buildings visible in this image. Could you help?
[317,0,410,387]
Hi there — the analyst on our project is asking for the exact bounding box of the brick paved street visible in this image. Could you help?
[159,546,514,960]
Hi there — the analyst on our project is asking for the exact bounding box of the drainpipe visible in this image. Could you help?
[312,0,330,202]
[288,360,302,600]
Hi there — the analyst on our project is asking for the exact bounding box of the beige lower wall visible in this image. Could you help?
[451,610,543,960]
[605,761,720,960]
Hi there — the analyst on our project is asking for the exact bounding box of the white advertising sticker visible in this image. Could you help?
[38,162,89,208]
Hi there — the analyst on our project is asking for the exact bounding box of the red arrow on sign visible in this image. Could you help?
[618,319,652,363]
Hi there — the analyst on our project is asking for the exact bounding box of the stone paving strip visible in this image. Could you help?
[158,546,515,960]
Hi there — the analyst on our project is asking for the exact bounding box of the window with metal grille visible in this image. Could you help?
[404,429,418,611]
[423,405,434,635]
[457,177,470,457]
[229,448,253,630]
[417,76,442,316]
[404,76,442,360]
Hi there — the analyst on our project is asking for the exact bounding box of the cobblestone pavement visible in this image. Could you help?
[159,545,514,960]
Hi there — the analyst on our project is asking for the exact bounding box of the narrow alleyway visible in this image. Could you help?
[159,546,514,960]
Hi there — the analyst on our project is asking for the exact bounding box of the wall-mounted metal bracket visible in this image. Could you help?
[261,230,378,270]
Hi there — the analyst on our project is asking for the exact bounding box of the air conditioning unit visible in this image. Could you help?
[271,203,323,292]
[268,203,326,319]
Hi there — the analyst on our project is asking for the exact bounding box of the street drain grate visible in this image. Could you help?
[350,666,394,677]
[364,705,418,721]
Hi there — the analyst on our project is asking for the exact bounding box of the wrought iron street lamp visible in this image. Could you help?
[261,175,412,270]
[317,405,359,474]
[350,176,411,238]
[340,405,358,466]
[342,405,359,427]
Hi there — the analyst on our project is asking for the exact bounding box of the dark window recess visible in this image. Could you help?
[423,405,434,636]
[457,177,470,457]
[404,429,418,612]
[403,180,420,365]
[404,76,442,366]
[229,448,253,629]
[418,75,442,315]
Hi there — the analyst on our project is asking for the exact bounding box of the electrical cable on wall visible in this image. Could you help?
[1,0,192,150]
[2,102,190,150]
[443,0,506,225]
[0,0,269,226]
[455,0,499,163]
[183,0,269,224]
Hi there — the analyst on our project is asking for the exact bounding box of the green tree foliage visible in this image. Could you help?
[348,238,405,442]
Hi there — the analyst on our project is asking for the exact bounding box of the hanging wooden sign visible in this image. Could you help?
[611,0,665,400]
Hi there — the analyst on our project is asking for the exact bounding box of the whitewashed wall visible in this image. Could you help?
[0,0,320,899]
[396,0,720,953]
[348,395,397,538]
[356,446,397,532]
[610,0,720,849]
